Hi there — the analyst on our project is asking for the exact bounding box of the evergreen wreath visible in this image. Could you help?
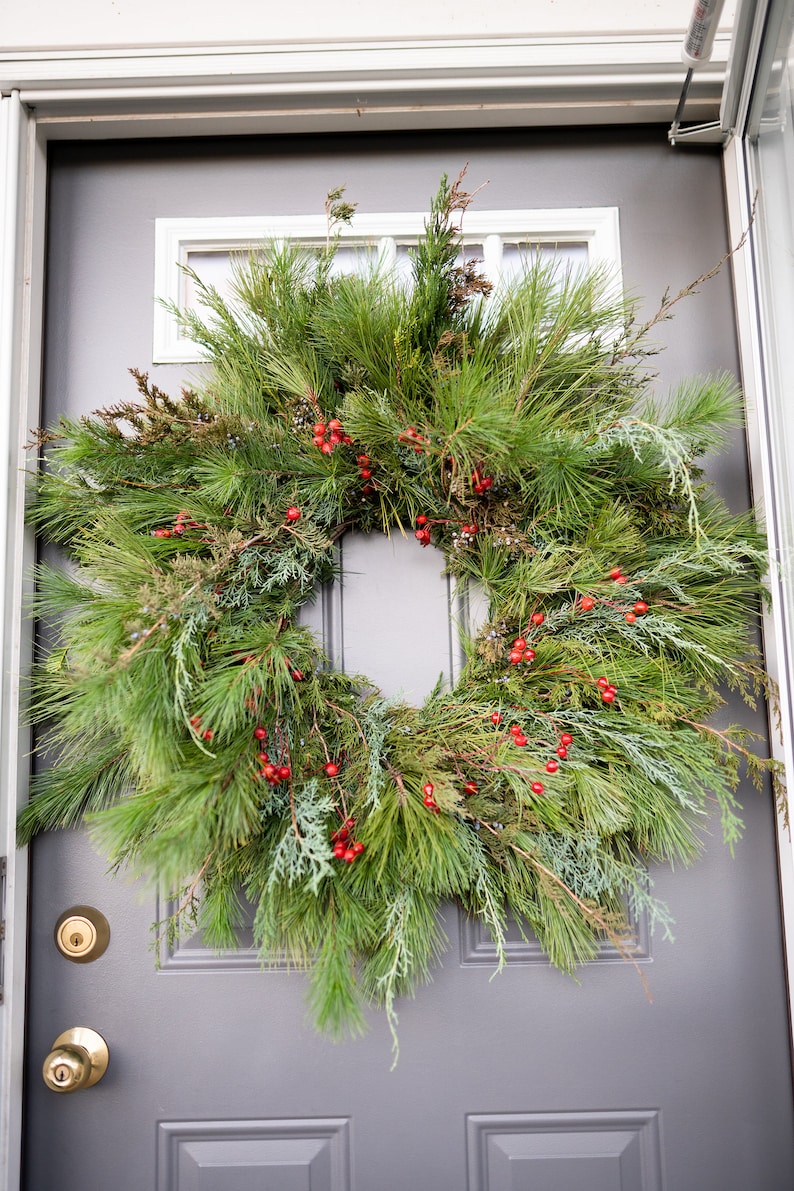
[21,172,781,1047]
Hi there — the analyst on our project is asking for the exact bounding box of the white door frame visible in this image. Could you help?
[0,32,784,1191]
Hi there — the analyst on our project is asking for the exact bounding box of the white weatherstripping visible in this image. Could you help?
[154,207,621,363]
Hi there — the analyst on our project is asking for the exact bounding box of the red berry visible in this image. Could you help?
[190,715,201,727]
[513,637,527,650]
[203,729,213,740]
[262,764,277,779]
[514,734,528,747]
[601,689,616,703]
[509,724,522,735]
[508,649,523,664]
[278,766,291,781]
[344,818,355,830]
[556,745,568,759]
[580,596,595,611]
[415,528,431,546]
[333,843,347,858]
[523,649,535,662]
[312,435,325,447]
[356,455,370,465]
[291,669,304,681]
[531,612,544,625]
[329,431,342,445]
[359,468,372,479]
[615,575,628,585]
[423,782,435,798]
[545,759,559,773]
[321,441,334,455]
[352,841,365,855]
[258,752,269,763]
[423,793,436,807]
[634,601,648,615]
[328,418,343,431]
[560,732,573,746]
[491,712,503,725]
[531,781,544,794]
[609,567,622,579]
[313,423,327,435]
[464,780,478,794]
[254,726,267,740]
[343,848,356,863]
[416,515,428,525]
[286,506,301,521]
[624,612,636,624]
[324,762,340,777]
[596,677,610,689]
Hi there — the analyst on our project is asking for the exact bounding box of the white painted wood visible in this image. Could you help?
[0,36,730,138]
[0,0,737,49]
[0,91,41,1191]
[723,134,794,1064]
[153,207,621,363]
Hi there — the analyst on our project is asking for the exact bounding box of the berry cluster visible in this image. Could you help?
[356,454,376,496]
[414,514,431,547]
[508,634,536,665]
[577,567,652,625]
[451,521,478,550]
[422,782,441,814]
[471,467,494,495]
[312,418,353,455]
[252,728,292,785]
[151,510,203,539]
[330,818,365,863]
[189,714,214,741]
[398,426,429,452]
[596,676,618,703]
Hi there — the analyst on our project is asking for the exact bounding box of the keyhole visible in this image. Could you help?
[70,933,83,948]
[55,1065,70,1083]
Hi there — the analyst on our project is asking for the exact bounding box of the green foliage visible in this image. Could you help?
[22,171,782,1053]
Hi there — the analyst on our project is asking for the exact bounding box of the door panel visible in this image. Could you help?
[23,130,794,1190]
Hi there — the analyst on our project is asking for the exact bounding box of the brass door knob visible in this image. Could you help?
[42,1027,109,1093]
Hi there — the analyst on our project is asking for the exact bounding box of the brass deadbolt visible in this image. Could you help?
[42,1027,110,1093]
[54,905,110,963]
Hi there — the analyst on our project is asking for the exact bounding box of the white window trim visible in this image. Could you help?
[154,207,621,363]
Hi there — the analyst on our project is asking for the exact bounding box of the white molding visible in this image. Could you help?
[723,136,794,1039]
[0,91,39,1191]
[0,35,730,137]
[154,206,621,363]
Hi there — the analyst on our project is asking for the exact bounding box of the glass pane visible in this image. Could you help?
[500,240,588,283]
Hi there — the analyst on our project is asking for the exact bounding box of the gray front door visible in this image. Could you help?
[22,130,794,1190]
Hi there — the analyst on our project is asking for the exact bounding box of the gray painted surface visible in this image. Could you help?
[22,130,794,1190]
